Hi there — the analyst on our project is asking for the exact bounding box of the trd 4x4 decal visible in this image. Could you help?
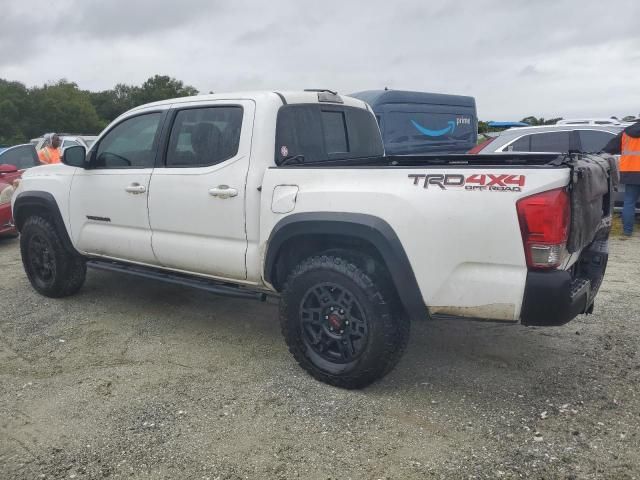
[408,173,525,192]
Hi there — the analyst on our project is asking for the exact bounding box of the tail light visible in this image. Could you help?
[516,188,570,269]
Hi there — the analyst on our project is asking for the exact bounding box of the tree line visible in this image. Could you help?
[1,76,633,145]
[0,75,199,145]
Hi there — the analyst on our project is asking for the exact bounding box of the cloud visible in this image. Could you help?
[1,0,639,119]
[519,65,543,77]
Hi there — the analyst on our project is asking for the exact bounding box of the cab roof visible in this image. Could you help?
[129,90,369,113]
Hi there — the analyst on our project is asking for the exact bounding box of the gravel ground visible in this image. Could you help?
[1,234,639,480]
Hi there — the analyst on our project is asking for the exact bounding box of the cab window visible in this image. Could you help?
[94,113,163,168]
[275,104,383,164]
[165,107,243,167]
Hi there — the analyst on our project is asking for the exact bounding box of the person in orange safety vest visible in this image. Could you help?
[604,121,640,236]
[37,133,62,165]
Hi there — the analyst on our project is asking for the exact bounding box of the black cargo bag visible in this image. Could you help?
[566,154,616,253]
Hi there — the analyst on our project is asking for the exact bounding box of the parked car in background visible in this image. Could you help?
[1,164,20,236]
[0,144,39,237]
[0,143,40,171]
[471,124,636,210]
[350,89,478,155]
[472,124,621,154]
[557,118,626,127]
[31,134,98,151]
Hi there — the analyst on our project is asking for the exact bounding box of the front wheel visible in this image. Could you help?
[280,255,409,389]
[20,216,86,298]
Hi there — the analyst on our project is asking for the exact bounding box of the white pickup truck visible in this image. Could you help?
[12,90,615,388]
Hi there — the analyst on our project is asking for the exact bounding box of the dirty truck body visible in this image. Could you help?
[12,91,614,388]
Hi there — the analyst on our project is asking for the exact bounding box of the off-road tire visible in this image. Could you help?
[20,216,86,298]
[280,254,410,389]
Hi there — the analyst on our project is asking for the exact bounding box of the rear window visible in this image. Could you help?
[275,104,383,164]
[385,111,475,152]
[321,111,348,154]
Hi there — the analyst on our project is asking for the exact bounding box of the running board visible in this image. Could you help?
[86,260,270,301]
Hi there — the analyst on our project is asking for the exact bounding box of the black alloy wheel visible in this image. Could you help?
[299,282,369,364]
[26,233,56,287]
[280,254,410,389]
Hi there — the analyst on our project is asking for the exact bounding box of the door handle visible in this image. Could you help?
[209,185,238,199]
[125,183,146,194]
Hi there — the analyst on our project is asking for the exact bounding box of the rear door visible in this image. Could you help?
[147,100,254,280]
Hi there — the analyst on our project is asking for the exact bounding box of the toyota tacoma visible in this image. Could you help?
[12,90,615,388]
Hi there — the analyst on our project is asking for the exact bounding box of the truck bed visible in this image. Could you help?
[264,152,615,323]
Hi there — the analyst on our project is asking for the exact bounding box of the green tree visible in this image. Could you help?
[0,75,199,146]
[0,79,30,144]
[88,75,198,124]
[27,80,105,137]
[133,75,199,105]
[520,116,563,126]
[89,84,138,122]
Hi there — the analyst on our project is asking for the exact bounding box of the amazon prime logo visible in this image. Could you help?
[411,117,471,137]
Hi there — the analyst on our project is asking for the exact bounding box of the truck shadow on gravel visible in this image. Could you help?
[72,267,598,398]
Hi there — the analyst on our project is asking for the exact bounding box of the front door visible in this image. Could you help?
[68,110,166,264]
[148,101,253,280]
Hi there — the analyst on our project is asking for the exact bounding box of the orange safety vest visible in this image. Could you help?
[620,133,640,173]
[38,146,61,165]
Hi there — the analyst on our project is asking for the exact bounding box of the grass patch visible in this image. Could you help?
[611,212,640,237]
[611,213,624,237]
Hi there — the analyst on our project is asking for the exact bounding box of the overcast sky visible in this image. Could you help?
[1,0,639,120]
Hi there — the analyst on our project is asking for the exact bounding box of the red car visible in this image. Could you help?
[0,144,40,237]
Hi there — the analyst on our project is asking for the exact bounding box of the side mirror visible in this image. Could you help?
[62,145,87,168]
[0,163,18,175]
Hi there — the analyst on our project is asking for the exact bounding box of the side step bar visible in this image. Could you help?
[86,260,270,301]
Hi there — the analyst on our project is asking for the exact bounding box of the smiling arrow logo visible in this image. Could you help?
[410,119,456,137]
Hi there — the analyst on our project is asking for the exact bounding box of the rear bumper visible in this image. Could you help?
[520,240,608,326]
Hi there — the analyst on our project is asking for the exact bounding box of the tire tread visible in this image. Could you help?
[20,216,86,298]
[280,254,409,389]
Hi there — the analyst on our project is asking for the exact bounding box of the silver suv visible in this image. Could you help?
[475,124,634,210]
[475,124,621,154]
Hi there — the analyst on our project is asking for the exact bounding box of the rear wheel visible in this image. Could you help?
[20,216,86,298]
[280,254,409,389]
